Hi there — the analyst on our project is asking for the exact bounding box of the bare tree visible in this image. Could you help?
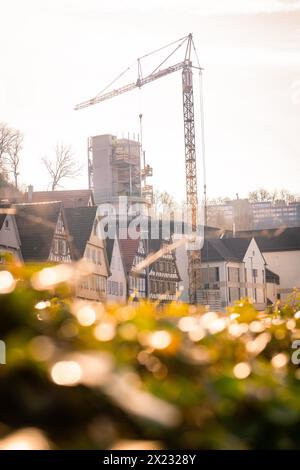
[5,130,23,188]
[0,122,16,166]
[276,188,298,204]
[153,190,178,216]
[248,187,300,204]
[248,188,271,203]
[42,143,82,190]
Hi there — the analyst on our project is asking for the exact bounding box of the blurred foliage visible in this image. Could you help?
[1,262,300,449]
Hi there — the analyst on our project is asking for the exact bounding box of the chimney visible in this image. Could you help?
[232,222,236,238]
[27,185,33,202]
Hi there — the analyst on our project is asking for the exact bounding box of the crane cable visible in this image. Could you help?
[199,69,207,226]
[191,34,207,226]
[94,61,136,100]
[138,34,188,61]
[149,36,189,76]
[94,35,189,101]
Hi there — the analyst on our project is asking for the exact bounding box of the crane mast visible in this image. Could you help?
[75,33,203,304]
[182,58,200,303]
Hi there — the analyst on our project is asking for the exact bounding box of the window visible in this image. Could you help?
[110,281,117,295]
[57,239,66,256]
[100,277,106,293]
[97,250,102,265]
[120,283,123,296]
[57,215,63,233]
[201,267,220,284]
[229,287,240,302]
[252,269,258,281]
[228,267,240,283]
[4,219,9,229]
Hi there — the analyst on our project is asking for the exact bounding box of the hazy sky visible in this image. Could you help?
[1,0,300,202]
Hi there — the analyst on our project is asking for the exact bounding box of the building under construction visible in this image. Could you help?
[88,134,152,208]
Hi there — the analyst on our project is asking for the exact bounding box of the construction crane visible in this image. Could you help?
[75,33,204,303]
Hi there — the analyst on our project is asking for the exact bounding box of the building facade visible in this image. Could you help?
[236,227,300,302]
[65,206,110,302]
[0,209,22,261]
[15,202,72,263]
[148,239,181,302]
[198,237,267,310]
[207,199,300,231]
[119,237,147,299]
[106,237,127,303]
[251,201,300,229]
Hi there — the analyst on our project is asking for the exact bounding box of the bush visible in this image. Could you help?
[0,262,300,449]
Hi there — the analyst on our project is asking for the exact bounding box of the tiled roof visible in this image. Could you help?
[0,215,6,229]
[17,189,94,208]
[14,202,62,261]
[236,227,300,252]
[219,238,252,260]
[201,238,252,262]
[118,237,140,273]
[64,206,97,259]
